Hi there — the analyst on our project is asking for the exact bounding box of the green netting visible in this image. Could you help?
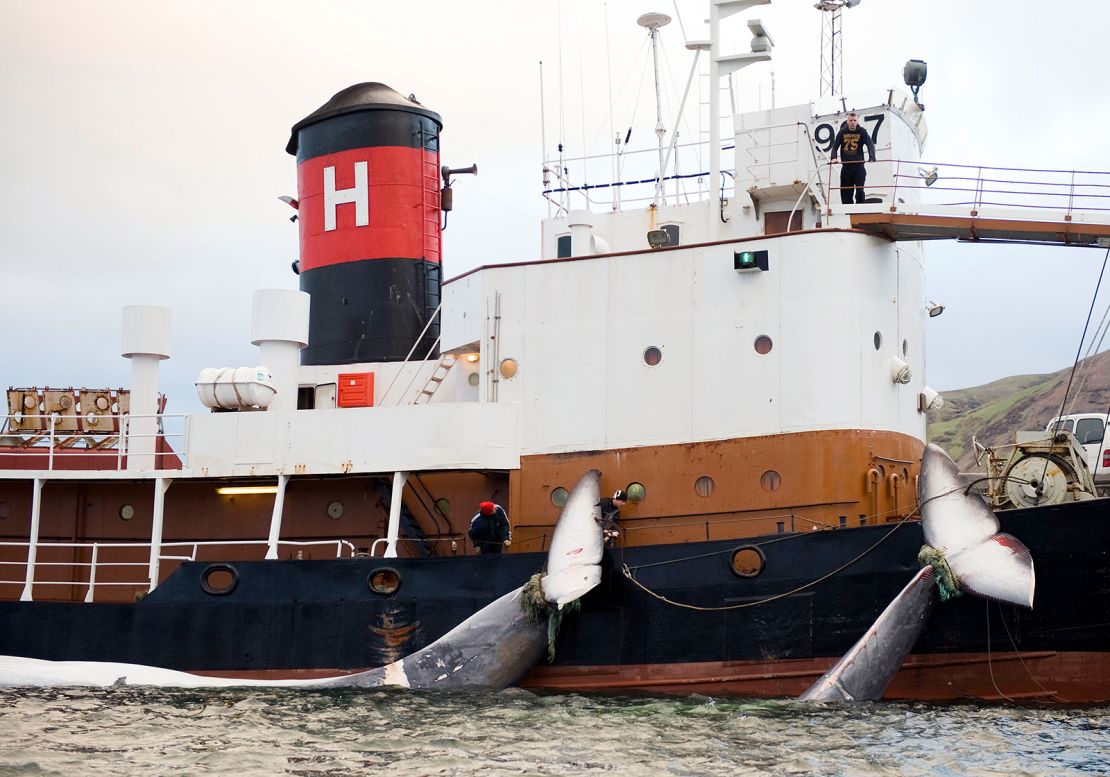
[918,544,962,602]
[519,573,583,661]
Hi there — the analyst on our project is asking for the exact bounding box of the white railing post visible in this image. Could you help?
[47,415,56,471]
[20,478,44,601]
[147,477,172,592]
[85,543,99,603]
[265,474,290,560]
[384,471,409,558]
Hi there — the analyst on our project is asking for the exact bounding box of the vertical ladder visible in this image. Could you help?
[413,354,457,404]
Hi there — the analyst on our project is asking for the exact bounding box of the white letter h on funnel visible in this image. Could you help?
[323,161,369,232]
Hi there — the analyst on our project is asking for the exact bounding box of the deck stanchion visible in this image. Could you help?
[147,477,172,592]
[265,474,290,560]
[384,471,409,558]
[19,478,44,602]
[85,543,99,603]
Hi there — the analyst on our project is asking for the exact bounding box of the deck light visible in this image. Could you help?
[919,166,938,187]
[926,301,945,318]
[464,353,480,363]
[216,485,279,495]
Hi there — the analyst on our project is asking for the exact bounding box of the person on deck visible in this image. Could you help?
[597,489,628,543]
[468,501,512,554]
[830,111,876,204]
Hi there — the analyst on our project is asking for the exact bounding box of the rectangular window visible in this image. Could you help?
[557,234,572,258]
[1076,418,1105,445]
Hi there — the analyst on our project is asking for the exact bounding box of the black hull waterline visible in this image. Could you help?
[2,501,1107,693]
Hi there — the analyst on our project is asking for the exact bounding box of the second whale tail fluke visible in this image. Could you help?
[800,444,1035,702]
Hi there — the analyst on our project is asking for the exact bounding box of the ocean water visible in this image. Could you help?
[0,687,1106,776]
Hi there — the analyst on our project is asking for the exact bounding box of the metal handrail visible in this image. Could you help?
[0,412,187,471]
[0,537,358,602]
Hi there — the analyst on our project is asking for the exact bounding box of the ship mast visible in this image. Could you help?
[638,12,672,209]
[816,0,861,97]
[707,0,773,240]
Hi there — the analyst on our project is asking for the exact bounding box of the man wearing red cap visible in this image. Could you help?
[468,501,512,554]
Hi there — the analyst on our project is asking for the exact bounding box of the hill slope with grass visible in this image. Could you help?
[927,351,1110,470]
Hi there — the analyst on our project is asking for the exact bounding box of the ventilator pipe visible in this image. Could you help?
[251,290,310,412]
[866,467,882,521]
[568,210,595,257]
[121,306,171,471]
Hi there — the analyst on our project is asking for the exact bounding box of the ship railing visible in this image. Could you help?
[367,535,467,558]
[828,158,1110,218]
[0,537,356,602]
[542,138,734,214]
[0,412,188,472]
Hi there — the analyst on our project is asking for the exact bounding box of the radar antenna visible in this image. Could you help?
[816,0,861,97]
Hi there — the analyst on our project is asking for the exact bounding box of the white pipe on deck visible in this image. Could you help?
[147,477,172,592]
[384,471,409,558]
[19,478,44,602]
[121,306,171,471]
[265,474,290,560]
[251,290,310,412]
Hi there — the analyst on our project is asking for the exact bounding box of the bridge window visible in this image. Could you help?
[661,224,681,246]
[557,234,572,258]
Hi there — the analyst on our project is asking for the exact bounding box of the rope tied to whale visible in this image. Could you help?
[520,573,582,662]
[917,545,962,601]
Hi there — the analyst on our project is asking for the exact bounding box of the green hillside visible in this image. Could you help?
[927,351,1110,470]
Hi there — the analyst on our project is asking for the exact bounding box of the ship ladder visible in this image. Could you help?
[412,354,457,404]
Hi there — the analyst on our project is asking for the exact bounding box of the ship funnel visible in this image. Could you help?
[287,83,444,366]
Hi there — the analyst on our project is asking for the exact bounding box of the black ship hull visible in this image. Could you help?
[3,499,1107,700]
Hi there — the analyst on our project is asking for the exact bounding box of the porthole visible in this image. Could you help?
[754,335,773,355]
[902,339,909,357]
[695,476,715,497]
[327,501,344,520]
[0,501,11,520]
[119,504,135,521]
[626,482,646,503]
[760,470,781,492]
[874,331,883,350]
[467,372,480,387]
[551,487,569,507]
[368,567,402,596]
[643,346,662,366]
[200,563,239,596]
[499,358,519,379]
[730,545,766,578]
[435,498,451,517]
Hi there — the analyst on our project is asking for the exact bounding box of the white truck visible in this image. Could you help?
[1048,412,1110,493]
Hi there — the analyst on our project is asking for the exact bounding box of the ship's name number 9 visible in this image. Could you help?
[812,113,885,153]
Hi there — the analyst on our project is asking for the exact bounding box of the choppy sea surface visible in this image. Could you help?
[0,687,1106,776]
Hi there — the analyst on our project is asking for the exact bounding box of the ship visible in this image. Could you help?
[2,0,1109,701]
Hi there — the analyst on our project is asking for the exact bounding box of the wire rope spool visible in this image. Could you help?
[1003,454,1075,508]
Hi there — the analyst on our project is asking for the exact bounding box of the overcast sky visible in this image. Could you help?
[2,0,1108,415]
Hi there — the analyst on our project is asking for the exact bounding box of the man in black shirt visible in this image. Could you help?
[830,112,876,204]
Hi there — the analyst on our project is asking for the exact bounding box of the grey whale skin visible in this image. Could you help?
[0,470,605,690]
[800,444,1036,702]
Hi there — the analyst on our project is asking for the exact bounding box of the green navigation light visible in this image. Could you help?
[733,249,769,272]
